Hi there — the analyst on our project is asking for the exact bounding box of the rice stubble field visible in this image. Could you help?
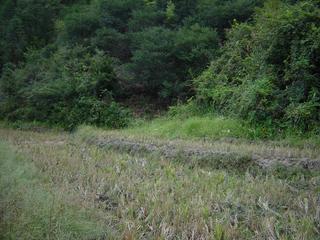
[0,127,320,239]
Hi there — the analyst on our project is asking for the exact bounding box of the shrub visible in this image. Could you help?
[0,45,131,129]
[195,0,320,131]
[54,98,131,130]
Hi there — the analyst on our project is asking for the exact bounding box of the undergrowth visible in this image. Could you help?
[122,116,320,149]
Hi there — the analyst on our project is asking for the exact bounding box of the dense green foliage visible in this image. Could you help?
[0,46,130,129]
[196,1,320,131]
[0,0,319,132]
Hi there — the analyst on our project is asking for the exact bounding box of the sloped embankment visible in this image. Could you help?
[78,128,320,171]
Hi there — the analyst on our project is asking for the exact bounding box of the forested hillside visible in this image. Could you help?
[1,1,320,239]
[0,0,319,133]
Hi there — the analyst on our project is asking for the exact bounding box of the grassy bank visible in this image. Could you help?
[115,115,320,149]
[2,112,319,149]
[1,128,319,239]
[126,116,249,139]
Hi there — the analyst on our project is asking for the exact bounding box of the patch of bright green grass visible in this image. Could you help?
[0,141,106,239]
[125,116,250,139]
[114,114,319,150]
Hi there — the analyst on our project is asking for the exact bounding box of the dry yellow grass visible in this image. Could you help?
[1,127,319,239]
[77,126,320,169]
